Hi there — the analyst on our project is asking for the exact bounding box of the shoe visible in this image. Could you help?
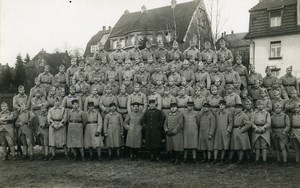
[108,156,112,161]
[236,160,243,165]
[72,155,77,161]
[12,156,17,161]
[29,156,34,161]
[49,155,56,161]
[213,160,218,164]
[3,155,8,161]
[88,156,93,161]
[182,158,187,163]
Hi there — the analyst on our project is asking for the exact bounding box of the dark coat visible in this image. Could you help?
[143,108,165,149]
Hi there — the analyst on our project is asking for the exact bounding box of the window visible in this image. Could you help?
[165,32,172,42]
[270,41,281,58]
[130,36,135,46]
[270,10,282,27]
[147,35,153,42]
[90,45,98,53]
[156,34,162,43]
[120,39,125,47]
[112,40,118,49]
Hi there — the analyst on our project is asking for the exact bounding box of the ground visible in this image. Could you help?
[0,150,300,188]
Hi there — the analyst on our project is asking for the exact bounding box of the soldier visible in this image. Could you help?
[180,77,195,97]
[247,64,262,91]
[84,87,101,112]
[100,57,110,73]
[47,97,68,160]
[74,73,91,94]
[84,56,93,73]
[161,87,176,116]
[84,101,103,161]
[268,79,289,101]
[73,61,89,83]
[271,103,290,164]
[182,101,199,163]
[62,85,83,111]
[164,102,184,164]
[168,65,181,86]
[116,85,129,119]
[210,63,225,89]
[262,66,278,91]
[160,56,170,76]
[55,65,67,89]
[141,41,155,62]
[251,100,271,164]
[111,42,127,63]
[214,77,226,97]
[47,87,56,108]
[217,53,227,73]
[176,86,191,113]
[224,61,241,87]
[183,39,201,61]
[155,80,165,97]
[148,84,162,110]
[140,78,150,96]
[169,52,183,73]
[258,88,272,113]
[88,62,105,85]
[285,89,300,120]
[128,40,142,61]
[145,55,156,75]
[105,61,122,85]
[38,65,54,94]
[154,40,168,63]
[28,77,47,106]
[197,80,210,98]
[106,76,120,96]
[133,62,150,85]
[0,102,16,160]
[66,57,79,88]
[103,102,123,160]
[168,77,179,97]
[249,80,262,105]
[200,41,217,64]
[91,76,105,96]
[93,42,110,64]
[67,99,86,161]
[224,84,242,114]
[127,83,147,114]
[13,85,28,114]
[193,86,207,112]
[188,56,198,73]
[167,40,184,62]
[233,55,248,90]
[142,99,165,162]
[99,85,117,118]
[36,104,49,160]
[151,65,167,86]
[121,60,135,83]
[227,104,252,164]
[216,39,233,63]
[233,80,241,96]
[290,102,300,163]
[207,85,223,114]
[195,61,211,89]
[213,100,233,163]
[280,66,299,97]
[123,78,134,95]
[179,60,195,86]
[53,77,65,97]
[124,102,144,160]
[198,103,216,163]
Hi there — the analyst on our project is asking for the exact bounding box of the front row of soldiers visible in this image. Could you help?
[1,90,300,165]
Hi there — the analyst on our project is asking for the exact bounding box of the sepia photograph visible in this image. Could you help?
[0,0,300,187]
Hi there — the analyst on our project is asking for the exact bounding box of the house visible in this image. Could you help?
[25,50,71,89]
[217,31,250,68]
[83,26,111,57]
[87,0,213,53]
[245,0,300,76]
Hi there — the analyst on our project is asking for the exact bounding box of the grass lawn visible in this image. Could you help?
[0,150,300,188]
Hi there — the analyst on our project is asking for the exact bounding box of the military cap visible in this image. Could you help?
[219,38,226,44]
[198,61,204,67]
[59,64,65,69]
[287,66,293,71]
[212,63,218,68]
[235,103,243,108]
[146,41,152,45]
[18,85,25,90]
[149,99,156,104]
[87,102,94,107]
[149,84,155,89]
[225,60,232,67]
[71,99,79,104]
[1,102,8,106]
[109,102,117,107]
[274,103,283,109]
[219,100,226,105]
[265,66,271,72]
[203,103,210,107]
[256,100,263,105]
[170,102,178,108]
[131,102,140,106]
[244,98,253,105]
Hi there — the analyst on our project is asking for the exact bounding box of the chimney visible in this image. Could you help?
[171,0,176,9]
[231,30,234,34]
[124,9,129,14]
[224,31,226,36]
[103,26,106,31]
[109,26,112,31]
[297,0,300,25]
[141,5,146,13]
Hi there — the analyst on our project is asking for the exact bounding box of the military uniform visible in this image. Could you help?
[99,94,117,117]
[124,110,144,148]
[200,49,217,64]
[88,69,105,85]
[62,94,83,110]
[13,93,28,113]
[145,62,156,76]
[38,72,54,94]
[66,65,79,86]
[169,60,183,73]
[176,95,190,112]
[262,75,278,90]
[151,70,168,85]
[93,49,110,63]
[141,48,155,62]
[74,81,91,94]
[0,109,15,147]
[54,72,67,89]
[104,111,123,148]
[210,71,225,88]
[84,94,101,112]
[251,109,271,149]
[161,94,176,116]
[230,111,251,150]
[134,70,150,85]
[37,111,49,146]
[168,49,184,62]
[268,87,289,101]
[169,85,179,97]
[116,93,129,118]
[198,109,216,151]
[111,49,127,63]
[105,82,120,96]
[183,47,201,61]
[168,72,181,86]
[291,112,300,145]
[192,95,206,111]
[233,63,248,89]
[248,72,262,91]
[164,111,184,152]
[224,69,241,86]
[148,92,162,110]
[91,82,105,96]
[182,109,199,149]
[48,105,67,147]
[105,69,122,85]
[271,111,290,150]
[67,107,86,148]
[140,84,150,96]
[122,68,135,82]
[154,47,168,63]
[47,94,56,108]
[224,92,242,113]
[214,109,233,150]
[217,48,233,63]
[128,48,142,61]
[73,70,89,83]
[207,94,223,113]
[127,92,147,113]
[257,97,272,113]
[84,108,103,148]
[280,73,299,96]
[179,68,195,86]
[28,85,47,103]
[195,71,211,89]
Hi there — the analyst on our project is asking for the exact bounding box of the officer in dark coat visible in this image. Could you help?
[143,99,165,162]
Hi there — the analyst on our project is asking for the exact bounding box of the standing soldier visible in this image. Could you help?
[247,64,262,91]
[84,87,101,112]
[182,101,199,163]
[161,87,177,116]
[15,103,35,160]
[224,84,242,114]
[224,61,241,87]
[176,87,191,113]
[93,42,110,64]
[200,41,217,64]
[195,61,211,89]
[38,65,54,94]
[169,53,183,73]
[168,40,183,62]
[198,103,216,163]
[36,104,49,160]
[99,85,117,118]
[0,102,16,160]
[141,41,155,62]
[128,40,142,61]
[105,61,122,85]
[262,66,278,91]
[88,62,105,85]
[116,85,129,119]
[55,65,67,90]
[154,40,168,63]
[179,60,195,86]
[48,98,68,160]
[180,77,195,97]
[84,102,103,161]
[127,83,148,114]
[67,99,86,161]
[216,39,233,63]
[28,77,47,106]
[233,55,248,90]
[251,100,271,164]
[210,63,225,88]
[134,62,150,85]
[104,102,124,160]
[13,85,28,113]
[143,99,165,162]
[280,66,299,97]
[73,61,89,83]
[168,77,179,97]
[66,57,79,88]
[62,85,83,111]
[164,102,184,164]
[111,42,127,63]
[284,89,300,120]
[271,103,290,164]
[290,102,300,163]
[123,102,144,160]
[53,78,65,97]
[183,39,201,61]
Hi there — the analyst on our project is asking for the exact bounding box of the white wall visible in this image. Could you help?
[250,34,300,77]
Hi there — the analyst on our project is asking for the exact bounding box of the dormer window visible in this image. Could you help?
[270,10,282,27]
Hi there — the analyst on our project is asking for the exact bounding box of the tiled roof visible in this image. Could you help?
[83,29,111,57]
[250,0,297,11]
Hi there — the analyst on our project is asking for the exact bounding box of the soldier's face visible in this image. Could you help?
[234,82,239,88]
[1,104,8,111]
[94,65,100,71]
[291,92,298,99]
[71,59,77,65]
[211,88,217,95]
[235,108,242,114]
[206,57,212,63]
[174,54,179,60]
[45,66,50,72]
[171,106,178,113]
[134,86,140,92]
[99,45,104,50]
[36,92,41,98]
[41,107,47,113]
[187,105,193,111]
[275,107,282,114]
[236,59,242,64]
[161,57,166,64]
[190,41,195,47]
[260,91,266,98]
[148,58,153,64]
[35,80,40,86]
[106,88,112,94]
[164,90,170,96]
[72,102,79,109]
[149,103,156,109]
[250,66,255,73]
[170,67,175,73]
[79,64,84,70]
[195,90,201,95]
[133,105,139,111]
[212,66,218,72]
[215,80,221,86]
[54,100,61,107]
[19,88,25,95]
[203,106,209,112]
[150,87,155,93]
[241,91,248,98]
[79,76,84,82]
[173,44,178,50]
[140,65,145,72]
[266,70,271,76]
[50,89,56,95]
[124,80,130,86]
[155,67,160,72]
[220,43,226,48]
[274,93,280,99]
[146,44,151,49]
[125,61,131,68]
[168,80,174,86]
[117,45,121,50]
[183,62,188,68]
[181,80,187,86]
[141,80,147,85]
[70,88,75,94]
[219,104,225,110]
[179,90,185,96]
[59,67,65,72]
[92,89,97,95]
[88,106,94,111]
[198,64,204,71]
[245,103,252,110]
[157,80,162,86]
[295,106,300,113]
[199,82,205,88]
[134,44,139,49]
[205,43,210,50]
[120,88,126,94]
[287,69,292,75]
[257,103,264,110]
[220,55,225,62]
[226,66,232,71]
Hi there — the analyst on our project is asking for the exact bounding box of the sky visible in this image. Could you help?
[0,0,259,66]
